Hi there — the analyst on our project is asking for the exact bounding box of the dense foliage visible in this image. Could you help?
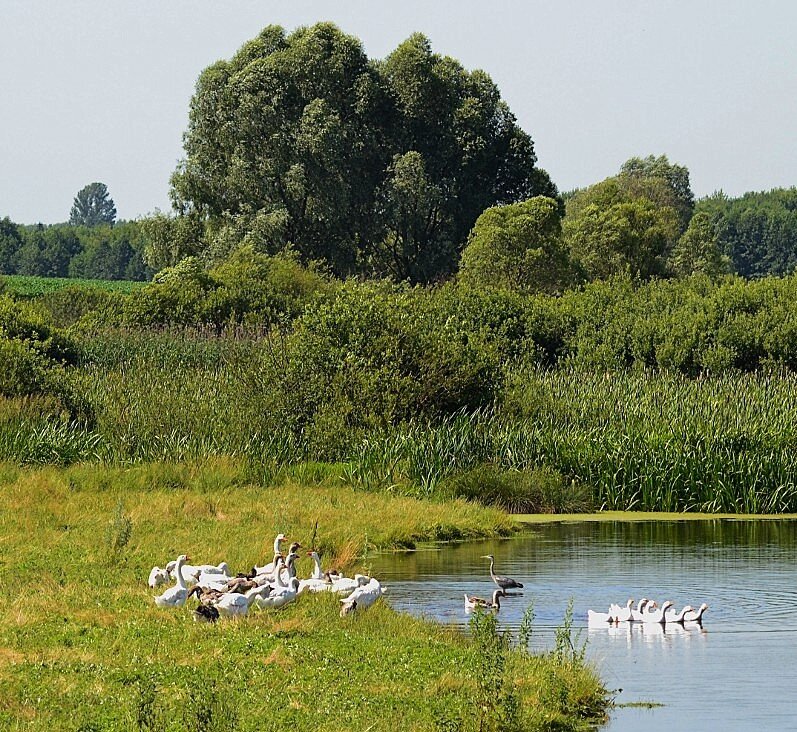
[0,219,151,280]
[168,23,557,282]
[69,181,117,226]
[697,188,797,278]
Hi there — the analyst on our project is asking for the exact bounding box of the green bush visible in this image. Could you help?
[439,464,593,513]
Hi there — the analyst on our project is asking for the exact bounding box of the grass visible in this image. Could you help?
[0,462,607,731]
[2,274,146,297]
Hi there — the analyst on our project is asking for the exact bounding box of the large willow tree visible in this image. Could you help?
[170,23,555,282]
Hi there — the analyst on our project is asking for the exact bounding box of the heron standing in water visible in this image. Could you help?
[481,554,524,591]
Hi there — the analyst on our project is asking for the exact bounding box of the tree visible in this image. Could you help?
[564,198,680,280]
[620,155,694,231]
[696,188,797,278]
[562,155,690,281]
[170,23,555,282]
[670,212,732,278]
[69,182,117,226]
[0,217,23,274]
[459,197,572,293]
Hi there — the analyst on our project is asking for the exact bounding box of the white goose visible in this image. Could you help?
[253,534,289,575]
[609,598,635,622]
[340,577,383,616]
[587,609,617,625]
[683,603,709,622]
[148,566,169,588]
[330,573,369,597]
[664,604,694,623]
[213,585,269,618]
[641,600,674,624]
[154,555,191,607]
[298,552,333,594]
[630,598,652,621]
[255,577,300,610]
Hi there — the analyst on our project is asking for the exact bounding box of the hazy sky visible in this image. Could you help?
[2,0,795,223]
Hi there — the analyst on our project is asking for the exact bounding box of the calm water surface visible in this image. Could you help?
[368,520,797,731]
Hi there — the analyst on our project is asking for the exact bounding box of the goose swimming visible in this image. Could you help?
[641,600,674,624]
[464,589,504,611]
[609,598,635,622]
[683,603,709,622]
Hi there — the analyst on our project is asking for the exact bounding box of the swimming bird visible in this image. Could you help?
[154,554,191,607]
[641,600,674,624]
[587,609,618,625]
[683,603,709,622]
[664,604,694,623]
[481,555,523,591]
[464,589,504,611]
[609,598,635,622]
[630,598,652,621]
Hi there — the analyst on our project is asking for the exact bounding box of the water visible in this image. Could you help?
[368,520,797,730]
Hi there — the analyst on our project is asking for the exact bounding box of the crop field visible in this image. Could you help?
[1,274,146,297]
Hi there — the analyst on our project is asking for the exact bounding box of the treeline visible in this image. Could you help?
[0,218,151,280]
[141,22,797,288]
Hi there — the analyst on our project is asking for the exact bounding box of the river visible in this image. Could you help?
[368,519,797,730]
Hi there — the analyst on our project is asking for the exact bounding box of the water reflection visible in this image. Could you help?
[369,520,797,732]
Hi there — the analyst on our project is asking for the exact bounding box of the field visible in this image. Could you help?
[0,274,146,297]
[0,462,608,731]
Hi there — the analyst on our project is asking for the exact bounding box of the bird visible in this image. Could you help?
[641,600,674,624]
[665,604,694,623]
[630,598,652,621]
[481,555,523,591]
[148,566,169,588]
[340,577,383,616]
[609,598,635,622]
[186,584,225,604]
[683,603,709,622]
[253,534,289,575]
[192,603,220,623]
[464,589,504,611]
[213,585,270,618]
[154,554,191,607]
[587,609,618,625]
[255,577,300,610]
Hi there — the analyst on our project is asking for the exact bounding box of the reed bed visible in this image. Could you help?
[7,322,797,513]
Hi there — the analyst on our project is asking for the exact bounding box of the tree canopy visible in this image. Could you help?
[169,23,556,283]
[69,182,117,227]
[459,196,571,293]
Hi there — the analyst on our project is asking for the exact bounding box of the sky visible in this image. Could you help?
[1,0,796,224]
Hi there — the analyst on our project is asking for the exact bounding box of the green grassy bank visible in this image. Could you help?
[0,462,608,731]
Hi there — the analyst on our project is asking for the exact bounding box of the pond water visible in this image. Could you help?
[368,520,797,731]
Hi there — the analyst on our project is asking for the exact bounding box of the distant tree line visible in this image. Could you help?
[0,218,151,280]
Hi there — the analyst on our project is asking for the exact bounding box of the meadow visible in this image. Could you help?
[0,463,608,731]
[1,274,146,298]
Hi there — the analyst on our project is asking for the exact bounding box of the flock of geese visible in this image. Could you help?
[588,598,709,626]
[148,533,384,621]
[150,541,709,628]
[461,555,710,629]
